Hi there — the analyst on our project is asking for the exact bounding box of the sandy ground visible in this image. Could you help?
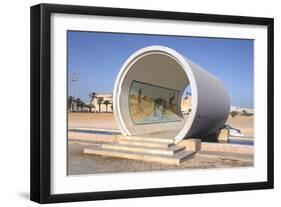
[68,112,254,137]
[68,112,118,129]
[226,115,254,137]
[68,143,253,175]
[67,112,254,175]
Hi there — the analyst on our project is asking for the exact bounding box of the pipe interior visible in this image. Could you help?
[118,52,192,139]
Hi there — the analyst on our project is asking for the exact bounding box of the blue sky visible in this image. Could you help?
[67,31,253,108]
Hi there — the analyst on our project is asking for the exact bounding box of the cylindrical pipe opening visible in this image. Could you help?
[113,46,230,143]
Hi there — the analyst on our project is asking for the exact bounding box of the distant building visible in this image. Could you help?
[230,106,254,115]
[181,96,192,115]
[91,93,113,113]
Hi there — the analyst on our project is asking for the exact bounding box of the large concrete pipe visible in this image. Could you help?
[113,46,230,143]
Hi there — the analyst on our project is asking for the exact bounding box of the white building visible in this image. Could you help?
[181,96,192,115]
[91,93,113,113]
[230,105,254,115]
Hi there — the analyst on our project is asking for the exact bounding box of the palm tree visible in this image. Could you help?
[67,96,74,112]
[89,92,97,102]
[75,98,80,111]
[87,103,94,112]
[76,98,85,111]
[80,100,86,112]
[230,111,239,118]
[97,97,104,113]
[184,91,191,100]
[89,92,97,112]
[103,100,110,113]
[72,98,77,111]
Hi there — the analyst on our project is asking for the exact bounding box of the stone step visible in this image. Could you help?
[102,143,185,156]
[174,150,196,164]
[84,146,195,165]
[119,135,174,144]
[118,139,174,148]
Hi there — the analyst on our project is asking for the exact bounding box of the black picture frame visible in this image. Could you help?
[30,3,274,204]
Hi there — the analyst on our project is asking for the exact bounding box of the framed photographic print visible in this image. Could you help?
[30,3,274,203]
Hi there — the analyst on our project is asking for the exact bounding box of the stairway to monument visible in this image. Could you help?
[83,135,195,165]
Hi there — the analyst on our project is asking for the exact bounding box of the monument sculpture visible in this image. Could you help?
[113,46,230,143]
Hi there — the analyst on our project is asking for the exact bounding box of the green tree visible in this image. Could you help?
[103,100,110,113]
[80,100,86,112]
[184,91,191,100]
[67,96,74,112]
[89,92,97,102]
[97,97,104,113]
[230,111,239,118]
[76,98,82,111]
[75,98,85,112]
[87,103,94,112]
[89,92,97,112]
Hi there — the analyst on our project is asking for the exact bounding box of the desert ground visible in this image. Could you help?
[68,143,253,175]
[68,112,118,129]
[67,112,254,175]
[68,112,254,137]
[226,116,254,137]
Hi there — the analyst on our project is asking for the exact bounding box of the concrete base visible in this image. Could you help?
[218,129,229,143]
[179,139,201,152]
[201,142,253,155]
[84,135,195,165]
[102,143,185,156]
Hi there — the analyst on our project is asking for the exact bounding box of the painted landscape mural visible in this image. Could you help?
[129,80,182,125]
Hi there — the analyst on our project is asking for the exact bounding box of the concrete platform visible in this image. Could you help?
[118,135,174,143]
[102,143,185,156]
[84,146,195,165]
[118,139,173,148]
[83,135,196,165]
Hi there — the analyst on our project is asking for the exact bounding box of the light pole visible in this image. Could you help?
[71,73,79,98]
[71,73,79,112]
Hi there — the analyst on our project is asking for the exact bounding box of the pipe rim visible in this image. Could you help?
[113,46,198,143]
